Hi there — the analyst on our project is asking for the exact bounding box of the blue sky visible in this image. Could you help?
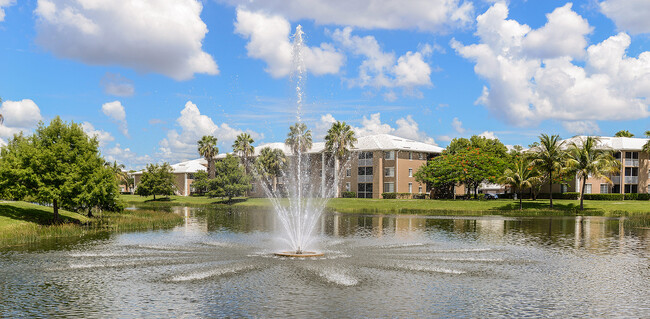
[1,0,649,169]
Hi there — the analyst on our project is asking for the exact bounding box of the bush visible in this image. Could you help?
[412,193,428,199]
[381,192,413,199]
[637,193,650,200]
[341,191,356,198]
[583,193,624,200]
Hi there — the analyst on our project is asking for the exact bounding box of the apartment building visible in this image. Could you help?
[133,134,443,198]
[563,136,650,195]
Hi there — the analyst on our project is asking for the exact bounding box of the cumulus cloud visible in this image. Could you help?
[34,0,218,80]
[101,101,128,137]
[451,117,465,134]
[562,121,601,135]
[224,0,473,32]
[331,27,433,98]
[81,122,114,147]
[451,2,650,126]
[319,112,436,145]
[159,101,263,162]
[0,0,15,22]
[105,144,152,170]
[600,0,650,35]
[0,99,44,144]
[100,73,134,97]
[478,131,497,139]
[234,8,345,78]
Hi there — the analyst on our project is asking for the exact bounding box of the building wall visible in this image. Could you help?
[579,150,649,194]
[395,150,427,195]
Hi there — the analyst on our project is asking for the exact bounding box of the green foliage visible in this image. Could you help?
[381,193,413,199]
[325,121,357,160]
[341,191,356,198]
[614,130,634,137]
[500,156,540,210]
[190,170,209,195]
[583,194,625,200]
[531,134,566,207]
[0,117,122,220]
[255,147,287,190]
[446,135,508,158]
[233,133,255,173]
[285,122,312,154]
[135,163,175,199]
[208,155,251,202]
[197,135,218,178]
[382,193,396,199]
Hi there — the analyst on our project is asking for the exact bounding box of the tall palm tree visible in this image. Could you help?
[565,136,619,210]
[643,131,650,154]
[255,147,287,192]
[197,135,218,178]
[325,121,357,197]
[233,133,255,174]
[532,134,565,209]
[285,122,312,155]
[614,130,634,137]
[501,156,539,210]
[106,161,128,190]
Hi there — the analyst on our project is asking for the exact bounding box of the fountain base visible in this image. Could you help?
[274,251,324,258]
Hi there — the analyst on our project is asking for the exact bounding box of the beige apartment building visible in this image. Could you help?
[132,134,443,198]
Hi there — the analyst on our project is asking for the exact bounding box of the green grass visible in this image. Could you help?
[120,195,650,216]
[0,201,183,248]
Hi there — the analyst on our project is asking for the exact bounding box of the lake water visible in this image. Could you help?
[1,206,649,318]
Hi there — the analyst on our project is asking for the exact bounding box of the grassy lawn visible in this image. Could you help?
[0,201,183,248]
[121,195,650,216]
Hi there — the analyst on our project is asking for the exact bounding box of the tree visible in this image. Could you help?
[415,154,459,199]
[198,135,218,178]
[233,132,255,174]
[614,130,634,137]
[255,147,287,192]
[209,155,251,202]
[565,137,619,210]
[0,117,121,221]
[532,134,565,208]
[285,122,312,155]
[107,161,128,187]
[643,131,650,154]
[190,170,210,195]
[325,121,357,197]
[501,156,539,210]
[135,163,175,200]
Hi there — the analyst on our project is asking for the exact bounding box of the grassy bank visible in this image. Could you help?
[0,201,183,248]
[121,195,650,216]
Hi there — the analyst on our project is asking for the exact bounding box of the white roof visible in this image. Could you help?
[170,158,207,173]
[561,136,649,151]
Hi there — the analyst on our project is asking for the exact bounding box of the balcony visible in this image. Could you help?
[625,176,638,184]
[358,158,373,166]
[358,175,373,183]
[624,159,639,167]
[611,176,620,184]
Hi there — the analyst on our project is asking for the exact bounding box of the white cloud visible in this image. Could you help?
[341,112,437,145]
[81,121,114,147]
[0,99,43,142]
[100,73,134,97]
[451,117,465,134]
[224,0,473,32]
[600,0,650,35]
[34,0,218,80]
[452,2,650,126]
[0,0,15,22]
[101,101,128,137]
[105,144,152,170]
[159,101,263,162]
[478,131,497,139]
[331,27,433,98]
[314,113,337,140]
[394,115,436,144]
[234,8,345,78]
[562,121,601,135]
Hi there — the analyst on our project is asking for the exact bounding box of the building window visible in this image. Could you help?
[384,151,395,160]
[358,183,373,198]
[346,182,351,192]
[600,184,608,194]
[384,167,395,177]
[625,167,639,176]
[561,185,568,193]
[624,184,638,194]
[359,151,373,166]
[358,167,373,183]
[346,168,351,177]
[384,182,395,193]
[418,186,423,193]
[584,184,592,194]
[408,182,413,193]
[409,152,413,160]
[418,153,424,160]
[408,168,413,177]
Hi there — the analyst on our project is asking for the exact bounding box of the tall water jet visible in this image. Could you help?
[257,25,334,257]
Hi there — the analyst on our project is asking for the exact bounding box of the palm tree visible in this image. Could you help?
[565,136,620,210]
[106,161,128,191]
[643,131,650,155]
[255,147,287,192]
[197,135,218,178]
[285,122,312,155]
[325,121,357,197]
[501,156,539,210]
[532,134,565,209]
[614,130,634,137]
[233,133,255,174]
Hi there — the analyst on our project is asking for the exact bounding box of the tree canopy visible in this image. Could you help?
[135,163,175,200]
[0,117,121,221]
[198,135,218,178]
[285,122,312,154]
[208,155,251,202]
[233,132,255,173]
[614,130,634,137]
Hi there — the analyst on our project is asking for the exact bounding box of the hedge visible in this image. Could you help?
[381,192,413,199]
[580,193,649,200]
[341,191,356,198]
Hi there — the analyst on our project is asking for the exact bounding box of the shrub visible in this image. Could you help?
[341,191,356,198]
[583,193,624,200]
[382,192,396,199]
[625,193,638,200]
[412,193,428,199]
[637,193,650,200]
